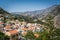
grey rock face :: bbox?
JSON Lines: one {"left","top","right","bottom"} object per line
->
{"left": 54, "top": 15, "right": 60, "bottom": 29}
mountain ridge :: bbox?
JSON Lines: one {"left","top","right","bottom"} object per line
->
{"left": 11, "top": 5, "right": 60, "bottom": 28}
{"left": 0, "top": 5, "right": 60, "bottom": 28}
{"left": 11, "top": 5, "right": 60, "bottom": 18}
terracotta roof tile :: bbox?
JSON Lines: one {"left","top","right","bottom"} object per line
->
{"left": 22, "top": 27, "right": 28, "bottom": 30}
{"left": 8, "top": 29, "right": 18, "bottom": 35}
{"left": 4, "top": 25, "right": 11, "bottom": 29}
{"left": 0, "top": 22, "right": 4, "bottom": 24}
{"left": 34, "top": 34, "right": 40, "bottom": 38}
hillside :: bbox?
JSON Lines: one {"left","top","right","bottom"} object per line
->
{"left": 12, "top": 5, "right": 60, "bottom": 19}
{"left": 0, "top": 7, "right": 16, "bottom": 22}
{"left": 0, "top": 5, "right": 60, "bottom": 28}
{"left": 0, "top": 7, "right": 11, "bottom": 16}
{"left": 11, "top": 5, "right": 60, "bottom": 28}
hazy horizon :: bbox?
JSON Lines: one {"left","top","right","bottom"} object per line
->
{"left": 0, "top": 0, "right": 60, "bottom": 12}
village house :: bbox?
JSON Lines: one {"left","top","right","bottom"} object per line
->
{"left": 0, "top": 14, "right": 4, "bottom": 32}
{"left": 5, "top": 29, "right": 19, "bottom": 40}
{"left": 0, "top": 14, "right": 44, "bottom": 40}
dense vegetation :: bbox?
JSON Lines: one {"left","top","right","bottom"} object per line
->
{"left": 0, "top": 32, "right": 10, "bottom": 40}
{"left": 24, "top": 16, "right": 60, "bottom": 40}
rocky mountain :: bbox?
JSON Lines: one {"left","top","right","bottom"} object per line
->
{"left": 0, "top": 7, "right": 15, "bottom": 21}
{"left": 11, "top": 5, "right": 60, "bottom": 28}
{"left": 0, "top": 5, "right": 60, "bottom": 28}
{"left": 0, "top": 7, "right": 11, "bottom": 16}
{"left": 54, "top": 15, "right": 60, "bottom": 29}
{"left": 11, "top": 5, "right": 60, "bottom": 19}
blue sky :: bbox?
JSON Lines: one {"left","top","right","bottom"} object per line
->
{"left": 0, "top": 0, "right": 60, "bottom": 12}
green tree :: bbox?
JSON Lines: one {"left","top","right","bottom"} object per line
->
{"left": 24, "top": 31, "right": 35, "bottom": 40}
{"left": 41, "top": 15, "right": 60, "bottom": 40}
{"left": 0, "top": 32, "right": 10, "bottom": 40}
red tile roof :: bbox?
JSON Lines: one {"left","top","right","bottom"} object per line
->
{"left": 0, "top": 22, "right": 4, "bottom": 24}
{"left": 4, "top": 25, "right": 11, "bottom": 29}
{"left": 8, "top": 29, "right": 18, "bottom": 35}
